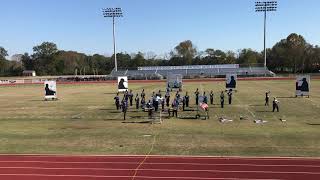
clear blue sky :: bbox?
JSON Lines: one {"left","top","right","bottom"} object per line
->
{"left": 1, "top": 0, "right": 320, "bottom": 58}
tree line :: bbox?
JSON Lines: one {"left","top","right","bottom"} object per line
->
{"left": 0, "top": 33, "right": 319, "bottom": 76}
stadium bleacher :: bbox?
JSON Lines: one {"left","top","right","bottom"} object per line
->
{"left": 111, "top": 64, "right": 275, "bottom": 78}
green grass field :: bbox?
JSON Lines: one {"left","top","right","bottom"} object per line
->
{"left": 0, "top": 80, "right": 320, "bottom": 157}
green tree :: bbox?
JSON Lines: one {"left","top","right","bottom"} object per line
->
{"left": 131, "top": 52, "right": 145, "bottom": 68}
{"left": 204, "top": 48, "right": 215, "bottom": 57}
{"left": 8, "top": 61, "right": 23, "bottom": 76}
{"left": 268, "top": 33, "right": 311, "bottom": 73}
{"left": 237, "top": 49, "right": 263, "bottom": 66}
{"left": 173, "top": 40, "right": 197, "bottom": 65}
{"left": 0, "top": 46, "right": 8, "bottom": 60}
{"left": 91, "top": 54, "right": 112, "bottom": 75}
{"left": 113, "top": 53, "right": 131, "bottom": 69}
{"left": 286, "top": 33, "right": 307, "bottom": 73}
{"left": 225, "top": 51, "right": 236, "bottom": 64}
{"left": 0, "top": 47, "right": 9, "bottom": 74}
{"left": 21, "top": 53, "right": 35, "bottom": 70}
{"left": 32, "top": 42, "right": 58, "bottom": 59}
{"left": 214, "top": 50, "right": 227, "bottom": 64}
{"left": 31, "top": 42, "right": 59, "bottom": 75}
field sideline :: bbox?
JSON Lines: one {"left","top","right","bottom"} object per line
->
{"left": 0, "top": 79, "right": 320, "bottom": 157}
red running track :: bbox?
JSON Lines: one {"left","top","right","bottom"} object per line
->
{"left": 2, "top": 76, "right": 320, "bottom": 86}
{"left": 0, "top": 155, "right": 319, "bottom": 180}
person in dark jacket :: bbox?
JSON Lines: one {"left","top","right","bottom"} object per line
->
{"left": 141, "top": 97, "right": 146, "bottom": 109}
{"left": 172, "top": 98, "right": 179, "bottom": 118}
{"left": 272, "top": 97, "right": 280, "bottom": 112}
{"left": 195, "top": 88, "right": 199, "bottom": 105}
{"left": 175, "top": 91, "right": 180, "bottom": 100}
{"left": 121, "top": 100, "right": 128, "bottom": 120}
{"left": 265, "top": 91, "right": 270, "bottom": 106}
{"left": 146, "top": 100, "right": 153, "bottom": 118}
{"left": 165, "top": 90, "right": 170, "bottom": 107}
{"left": 156, "top": 90, "right": 162, "bottom": 98}
{"left": 220, "top": 91, "right": 225, "bottom": 108}
{"left": 182, "top": 96, "right": 186, "bottom": 111}
{"left": 184, "top": 92, "right": 190, "bottom": 107}
{"left": 135, "top": 94, "right": 140, "bottom": 110}
{"left": 161, "top": 98, "right": 165, "bottom": 111}
{"left": 141, "top": 89, "right": 146, "bottom": 99}
{"left": 114, "top": 93, "right": 120, "bottom": 110}
{"left": 210, "top": 90, "right": 214, "bottom": 105}
{"left": 227, "top": 89, "right": 233, "bottom": 105}
{"left": 128, "top": 90, "right": 134, "bottom": 106}
{"left": 123, "top": 90, "right": 129, "bottom": 102}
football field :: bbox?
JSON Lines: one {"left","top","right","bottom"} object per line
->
{"left": 0, "top": 79, "right": 319, "bottom": 157}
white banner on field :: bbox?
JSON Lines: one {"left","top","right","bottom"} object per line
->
{"left": 44, "top": 81, "right": 57, "bottom": 99}
{"left": 226, "top": 74, "right": 237, "bottom": 89}
{"left": 118, "top": 76, "right": 128, "bottom": 92}
{"left": 167, "top": 74, "right": 183, "bottom": 89}
{"left": 296, "top": 75, "right": 310, "bottom": 96}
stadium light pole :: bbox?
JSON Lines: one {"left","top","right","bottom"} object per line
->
{"left": 103, "top": 8, "right": 123, "bottom": 72}
{"left": 255, "top": 1, "right": 277, "bottom": 70}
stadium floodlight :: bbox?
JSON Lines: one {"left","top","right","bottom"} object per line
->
{"left": 255, "top": 1, "right": 277, "bottom": 70}
{"left": 103, "top": 8, "right": 123, "bottom": 72}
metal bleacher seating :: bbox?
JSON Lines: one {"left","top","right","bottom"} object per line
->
{"left": 110, "top": 64, "right": 274, "bottom": 78}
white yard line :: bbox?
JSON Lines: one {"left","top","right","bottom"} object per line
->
{"left": 249, "top": 81, "right": 282, "bottom": 122}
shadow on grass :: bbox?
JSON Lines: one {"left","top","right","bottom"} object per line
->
{"left": 108, "top": 111, "right": 121, "bottom": 114}
{"left": 210, "top": 106, "right": 224, "bottom": 109}
{"left": 277, "top": 96, "right": 296, "bottom": 99}
{"left": 103, "top": 119, "right": 123, "bottom": 121}
{"left": 100, "top": 108, "right": 117, "bottom": 111}
{"left": 183, "top": 109, "right": 196, "bottom": 112}
{"left": 129, "top": 116, "right": 145, "bottom": 119}
{"left": 30, "top": 100, "right": 45, "bottom": 102}
{"left": 122, "top": 121, "right": 151, "bottom": 124}
{"left": 306, "top": 123, "right": 320, "bottom": 126}
{"left": 256, "top": 110, "right": 273, "bottom": 113}
{"left": 101, "top": 109, "right": 143, "bottom": 112}
{"left": 249, "top": 104, "right": 265, "bottom": 107}
{"left": 179, "top": 116, "right": 198, "bottom": 120}
{"left": 49, "top": 126, "right": 92, "bottom": 130}
{"left": 104, "top": 93, "right": 116, "bottom": 95}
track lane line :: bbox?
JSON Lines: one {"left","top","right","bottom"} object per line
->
{"left": 1, "top": 154, "right": 320, "bottom": 160}
{"left": 0, "top": 174, "right": 280, "bottom": 180}
{"left": 0, "top": 167, "right": 319, "bottom": 174}
{"left": 1, "top": 161, "right": 320, "bottom": 168}
{"left": 1, "top": 158, "right": 320, "bottom": 163}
